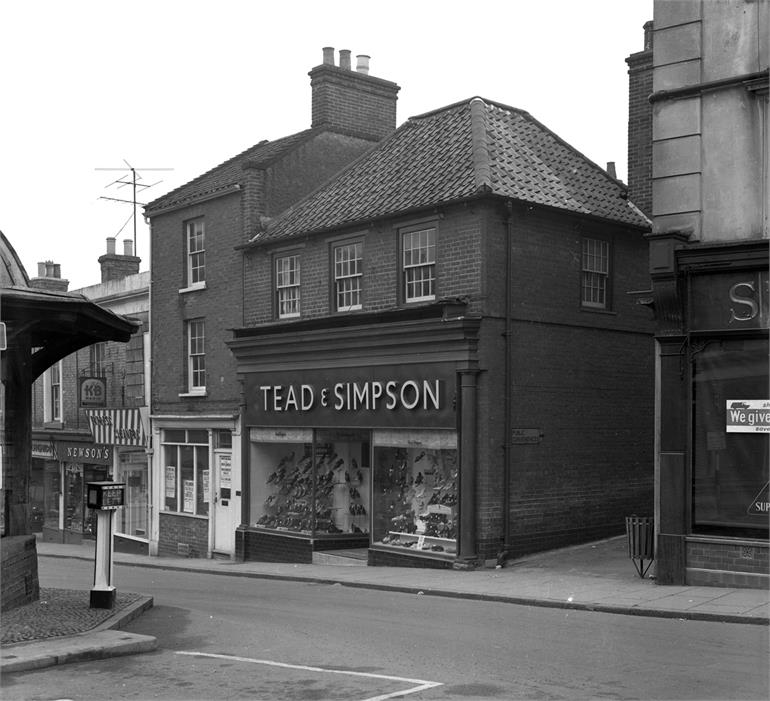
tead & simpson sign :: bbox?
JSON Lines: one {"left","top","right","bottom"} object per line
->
{"left": 245, "top": 365, "right": 456, "bottom": 429}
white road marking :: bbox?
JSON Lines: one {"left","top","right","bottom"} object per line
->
{"left": 175, "top": 651, "right": 442, "bottom": 700}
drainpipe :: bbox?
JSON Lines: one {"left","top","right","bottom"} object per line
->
{"left": 503, "top": 200, "right": 514, "bottom": 550}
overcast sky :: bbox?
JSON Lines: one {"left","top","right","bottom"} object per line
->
{"left": 2, "top": 0, "right": 651, "bottom": 291}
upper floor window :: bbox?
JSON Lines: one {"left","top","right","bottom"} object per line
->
{"left": 403, "top": 227, "right": 436, "bottom": 303}
{"left": 90, "top": 342, "right": 107, "bottom": 377}
{"left": 187, "top": 319, "right": 206, "bottom": 392}
{"left": 44, "top": 361, "right": 62, "bottom": 422}
{"left": 186, "top": 219, "right": 205, "bottom": 286}
{"left": 276, "top": 254, "right": 301, "bottom": 318}
{"left": 581, "top": 237, "right": 611, "bottom": 309}
{"left": 334, "top": 241, "right": 363, "bottom": 311}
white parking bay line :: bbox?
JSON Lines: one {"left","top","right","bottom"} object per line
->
{"left": 175, "top": 651, "right": 442, "bottom": 700}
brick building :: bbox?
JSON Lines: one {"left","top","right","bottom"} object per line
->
{"left": 227, "top": 96, "right": 655, "bottom": 567}
{"left": 144, "top": 49, "right": 400, "bottom": 558}
{"left": 627, "top": 1, "right": 769, "bottom": 588}
{"left": 30, "top": 239, "right": 149, "bottom": 551}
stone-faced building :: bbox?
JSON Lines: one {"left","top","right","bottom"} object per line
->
{"left": 144, "top": 49, "right": 400, "bottom": 558}
{"left": 227, "top": 96, "right": 655, "bottom": 568}
{"left": 628, "top": 1, "right": 769, "bottom": 588}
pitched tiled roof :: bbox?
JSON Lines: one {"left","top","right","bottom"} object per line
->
{"left": 253, "top": 98, "right": 649, "bottom": 244}
{"left": 145, "top": 129, "right": 318, "bottom": 214}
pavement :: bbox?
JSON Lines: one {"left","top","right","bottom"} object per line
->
{"left": 1, "top": 535, "right": 768, "bottom": 675}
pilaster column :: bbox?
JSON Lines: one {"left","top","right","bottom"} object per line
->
{"left": 455, "top": 369, "right": 479, "bottom": 568}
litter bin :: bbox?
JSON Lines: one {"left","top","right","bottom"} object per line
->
{"left": 625, "top": 515, "right": 654, "bottom": 578}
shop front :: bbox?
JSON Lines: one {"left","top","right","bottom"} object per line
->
{"left": 653, "top": 239, "right": 769, "bottom": 587}
{"left": 150, "top": 416, "right": 238, "bottom": 559}
{"left": 32, "top": 435, "right": 112, "bottom": 544}
{"left": 86, "top": 408, "right": 150, "bottom": 555}
{"left": 229, "top": 306, "right": 481, "bottom": 568}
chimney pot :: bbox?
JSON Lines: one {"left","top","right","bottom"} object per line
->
{"left": 106, "top": 237, "right": 116, "bottom": 255}
{"left": 322, "top": 46, "right": 335, "bottom": 65}
{"left": 606, "top": 161, "right": 617, "bottom": 179}
{"left": 356, "top": 54, "right": 370, "bottom": 75}
{"left": 339, "top": 49, "right": 351, "bottom": 70}
{"left": 123, "top": 239, "right": 133, "bottom": 256}
{"left": 37, "top": 262, "right": 46, "bottom": 277}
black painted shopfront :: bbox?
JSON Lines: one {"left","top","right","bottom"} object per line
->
{"left": 228, "top": 303, "right": 481, "bottom": 568}
{"left": 651, "top": 237, "right": 769, "bottom": 587}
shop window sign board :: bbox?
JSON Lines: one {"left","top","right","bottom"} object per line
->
{"left": 726, "top": 400, "right": 770, "bottom": 433}
{"left": 511, "top": 428, "right": 543, "bottom": 444}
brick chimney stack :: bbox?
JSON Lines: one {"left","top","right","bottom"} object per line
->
{"left": 309, "top": 46, "right": 400, "bottom": 141}
{"left": 29, "top": 260, "right": 69, "bottom": 292}
{"left": 98, "top": 237, "right": 140, "bottom": 282}
{"left": 626, "top": 20, "right": 654, "bottom": 217}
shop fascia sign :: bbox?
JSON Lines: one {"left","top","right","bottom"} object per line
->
{"left": 690, "top": 271, "right": 769, "bottom": 331}
{"left": 726, "top": 400, "right": 770, "bottom": 433}
{"left": 245, "top": 364, "right": 457, "bottom": 429}
{"left": 53, "top": 441, "right": 113, "bottom": 465}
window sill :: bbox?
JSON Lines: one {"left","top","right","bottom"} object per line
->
{"left": 580, "top": 306, "right": 617, "bottom": 316}
{"left": 160, "top": 511, "right": 209, "bottom": 520}
{"left": 179, "top": 282, "right": 206, "bottom": 294}
{"left": 179, "top": 390, "right": 207, "bottom": 398}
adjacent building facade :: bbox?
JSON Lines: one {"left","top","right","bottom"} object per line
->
{"left": 145, "top": 48, "right": 400, "bottom": 558}
{"left": 30, "top": 239, "right": 149, "bottom": 553}
{"left": 629, "top": 1, "right": 768, "bottom": 587}
{"left": 227, "top": 97, "right": 655, "bottom": 567}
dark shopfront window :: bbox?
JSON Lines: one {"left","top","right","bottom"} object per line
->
{"left": 692, "top": 337, "right": 769, "bottom": 537}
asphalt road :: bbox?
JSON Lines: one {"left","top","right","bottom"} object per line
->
{"left": 2, "top": 558, "right": 768, "bottom": 701}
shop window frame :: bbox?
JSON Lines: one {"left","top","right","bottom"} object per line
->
{"left": 161, "top": 428, "right": 211, "bottom": 518}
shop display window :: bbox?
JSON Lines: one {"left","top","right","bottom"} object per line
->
{"left": 692, "top": 337, "right": 769, "bottom": 536}
{"left": 115, "top": 451, "right": 148, "bottom": 538}
{"left": 43, "top": 461, "right": 60, "bottom": 531}
{"left": 162, "top": 429, "right": 210, "bottom": 517}
{"left": 372, "top": 430, "right": 458, "bottom": 555}
{"left": 63, "top": 464, "right": 84, "bottom": 534}
{"left": 249, "top": 428, "right": 370, "bottom": 535}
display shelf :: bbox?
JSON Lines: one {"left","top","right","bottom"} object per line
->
{"left": 379, "top": 530, "right": 456, "bottom": 554}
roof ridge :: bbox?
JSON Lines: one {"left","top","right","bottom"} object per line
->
{"left": 470, "top": 98, "right": 492, "bottom": 192}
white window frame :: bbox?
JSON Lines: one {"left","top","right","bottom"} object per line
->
{"left": 276, "top": 254, "right": 301, "bottom": 318}
{"left": 90, "top": 342, "right": 107, "bottom": 377}
{"left": 186, "top": 219, "right": 205, "bottom": 287}
{"left": 581, "top": 237, "right": 610, "bottom": 309}
{"left": 334, "top": 241, "right": 363, "bottom": 312}
{"left": 187, "top": 319, "right": 206, "bottom": 393}
{"left": 161, "top": 429, "right": 210, "bottom": 517}
{"left": 44, "top": 361, "right": 63, "bottom": 423}
{"left": 402, "top": 227, "right": 436, "bottom": 303}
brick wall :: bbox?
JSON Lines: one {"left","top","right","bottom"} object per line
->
{"left": 626, "top": 21, "right": 653, "bottom": 217}
{"left": 686, "top": 539, "right": 769, "bottom": 588}
{"left": 1, "top": 535, "right": 39, "bottom": 611}
{"left": 157, "top": 513, "right": 209, "bottom": 558}
{"left": 241, "top": 200, "right": 653, "bottom": 563}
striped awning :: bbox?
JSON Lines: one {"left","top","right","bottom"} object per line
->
{"left": 86, "top": 408, "right": 147, "bottom": 447}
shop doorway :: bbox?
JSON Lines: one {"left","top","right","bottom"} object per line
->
{"left": 213, "top": 451, "right": 234, "bottom": 554}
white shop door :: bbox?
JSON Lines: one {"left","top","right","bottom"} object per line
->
{"left": 213, "top": 452, "right": 234, "bottom": 554}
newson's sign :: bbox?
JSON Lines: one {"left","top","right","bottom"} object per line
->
{"left": 244, "top": 365, "right": 457, "bottom": 429}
